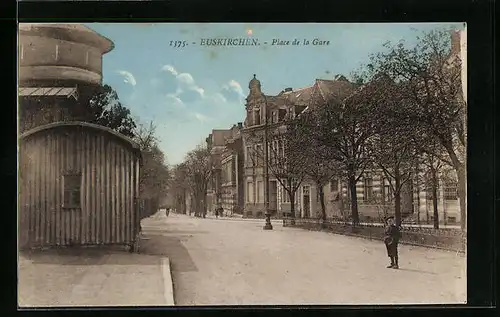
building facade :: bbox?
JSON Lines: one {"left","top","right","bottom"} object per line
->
{"left": 219, "top": 123, "right": 245, "bottom": 215}
{"left": 206, "top": 129, "right": 232, "bottom": 214}
{"left": 240, "top": 74, "right": 454, "bottom": 223}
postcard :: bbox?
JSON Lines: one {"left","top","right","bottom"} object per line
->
{"left": 18, "top": 22, "right": 467, "bottom": 307}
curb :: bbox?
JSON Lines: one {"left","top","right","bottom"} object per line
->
{"left": 161, "top": 257, "right": 175, "bottom": 306}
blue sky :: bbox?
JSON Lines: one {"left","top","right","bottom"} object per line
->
{"left": 87, "top": 22, "right": 464, "bottom": 165}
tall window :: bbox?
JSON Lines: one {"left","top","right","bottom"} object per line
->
{"left": 383, "top": 184, "right": 393, "bottom": 203}
{"left": 282, "top": 180, "right": 297, "bottom": 203}
{"left": 444, "top": 180, "right": 458, "bottom": 200}
{"left": 364, "top": 177, "right": 373, "bottom": 202}
{"left": 255, "top": 144, "right": 263, "bottom": 165}
{"left": 63, "top": 173, "right": 81, "bottom": 208}
{"left": 246, "top": 182, "right": 254, "bottom": 203}
{"left": 246, "top": 146, "right": 252, "bottom": 166}
{"left": 257, "top": 181, "right": 263, "bottom": 203}
{"left": 254, "top": 109, "right": 261, "bottom": 125}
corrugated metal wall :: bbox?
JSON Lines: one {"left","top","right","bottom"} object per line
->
{"left": 18, "top": 126, "right": 140, "bottom": 249}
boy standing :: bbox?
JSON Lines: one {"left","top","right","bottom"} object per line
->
{"left": 384, "top": 216, "right": 401, "bottom": 269}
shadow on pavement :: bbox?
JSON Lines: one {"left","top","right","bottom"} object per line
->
{"left": 143, "top": 229, "right": 210, "bottom": 235}
{"left": 19, "top": 248, "right": 162, "bottom": 266}
{"left": 396, "top": 268, "right": 438, "bottom": 275}
{"left": 139, "top": 235, "right": 198, "bottom": 273}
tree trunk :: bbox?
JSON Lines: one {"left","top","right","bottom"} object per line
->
{"left": 394, "top": 170, "right": 402, "bottom": 226}
{"left": 456, "top": 166, "right": 466, "bottom": 231}
{"left": 431, "top": 170, "right": 440, "bottom": 229}
{"left": 288, "top": 190, "right": 296, "bottom": 225}
{"left": 432, "top": 185, "right": 439, "bottom": 229}
{"left": 317, "top": 182, "right": 327, "bottom": 226}
{"left": 348, "top": 173, "right": 360, "bottom": 225}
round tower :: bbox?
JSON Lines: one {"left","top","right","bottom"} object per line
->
{"left": 18, "top": 24, "right": 114, "bottom": 132}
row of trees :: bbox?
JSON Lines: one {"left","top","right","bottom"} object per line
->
{"left": 249, "top": 29, "right": 466, "bottom": 230}
{"left": 87, "top": 84, "right": 171, "bottom": 212}
{"left": 169, "top": 145, "right": 212, "bottom": 217}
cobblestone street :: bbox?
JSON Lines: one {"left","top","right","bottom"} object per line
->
{"left": 139, "top": 213, "right": 466, "bottom": 305}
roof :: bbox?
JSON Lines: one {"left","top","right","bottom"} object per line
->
{"left": 19, "top": 23, "right": 114, "bottom": 54}
{"left": 19, "top": 121, "right": 141, "bottom": 157}
{"left": 315, "top": 79, "right": 359, "bottom": 104}
{"left": 283, "top": 86, "right": 314, "bottom": 105}
{"left": 18, "top": 87, "right": 79, "bottom": 100}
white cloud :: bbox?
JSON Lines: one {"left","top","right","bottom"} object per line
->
{"left": 117, "top": 70, "right": 137, "bottom": 86}
{"left": 162, "top": 64, "right": 178, "bottom": 76}
{"left": 165, "top": 93, "right": 185, "bottom": 108}
{"left": 212, "top": 92, "right": 228, "bottom": 104}
{"left": 162, "top": 65, "right": 205, "bottom": 98}
{"left": 223, "top": 79, "right": 245, "bottom": 97}
{"left": 228, "top": 80, "right": 244, "bottom": 96}
{"left": 193, "top": 112, "right": 210, "bottom": 122}
{"left": 177, "top": 73, "right": 195, "bottom": 85}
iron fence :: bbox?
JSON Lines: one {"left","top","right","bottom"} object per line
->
{"left": 283, "top": 217, "right": 466, "bottom": 253}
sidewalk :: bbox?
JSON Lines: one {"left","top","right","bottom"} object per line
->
{"left": 18, "top": 218, "right": 175, "bottom": 307}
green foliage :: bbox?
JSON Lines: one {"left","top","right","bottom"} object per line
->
{"left": 88, "top": 84, "right": 137, "bottom": 138}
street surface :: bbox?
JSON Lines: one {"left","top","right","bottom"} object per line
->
{"left": 140, "top": 213, "right": 466, "bottom": 305}
{"left": 18, "top": 239, "right": 174, "bottom": 307}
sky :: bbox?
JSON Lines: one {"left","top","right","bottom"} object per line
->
{"left": 87, "top": 22, "right": 464, "bottom": 165}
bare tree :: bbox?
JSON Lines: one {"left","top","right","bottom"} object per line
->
{"left": 370, "top": 81, "right": 420, "bottom": 226}
{"left": 248, "top": 122, "right": 308, "bottom": 223}
{"left": 170, "top": 163, "right": 190, "bottom": 214}
{"left": 134, "top": 121, "right": 170, "bottom": 212}
{"left": 311, "top": 78, "right": 382, "bottom": 225}
{"left": 184, "top": 144, "right": 212, "bottom": 218}
{"left": 293, "top": 111, "right": 342, "bottom": 225}
{"left": 370, "top": 29, "right": 466, "bottom": 230}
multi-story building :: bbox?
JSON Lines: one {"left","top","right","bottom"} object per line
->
{"left": 219, "top": 123, "right": 245, "bottom": 215}
{"left": 206, "top": 129, "right": 232, "bottom": 213}
{"left": 241, "top": 74, "right": 357, "bottom": 218}
{"left": 237, "top": 31, "right": 464, "bottom": 224}
{"left": 241, "top": 74, "right": 422, "bottom": 222}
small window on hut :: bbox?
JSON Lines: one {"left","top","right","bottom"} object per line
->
{"left": 63, "top": 173, "right": 82, "bottom": 208}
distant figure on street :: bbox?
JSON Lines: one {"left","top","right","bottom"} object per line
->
{"left": 166, "top": 207, "right": 170, "bottom": 217}
{"left": 384, "top": 216, "right": 401, "bottom": 269}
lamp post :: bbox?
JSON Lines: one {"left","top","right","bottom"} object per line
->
{"left": 263, "top": 94, "right": 273, "bottom": 230}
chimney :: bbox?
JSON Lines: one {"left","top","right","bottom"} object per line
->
{"left": 237, "top": 122, "right": 243, "bottom": 129}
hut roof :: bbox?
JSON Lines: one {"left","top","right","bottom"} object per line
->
{"left": 19, "top": 121, "right": 142, "bottom": 159}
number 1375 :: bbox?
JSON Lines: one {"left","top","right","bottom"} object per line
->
{"left": 170, "top": 41, "right": 187, "bottom": 48}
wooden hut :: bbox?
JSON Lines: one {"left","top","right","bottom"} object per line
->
{"left": 18, "top": 121, "right": 142, "bottom": 250}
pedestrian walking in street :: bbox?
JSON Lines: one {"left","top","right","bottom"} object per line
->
{"left": 166, "top": 207, "right": 170, "bottom": 217}
{"left": 384, "top": 216, "right": 401, "bottom": 269}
